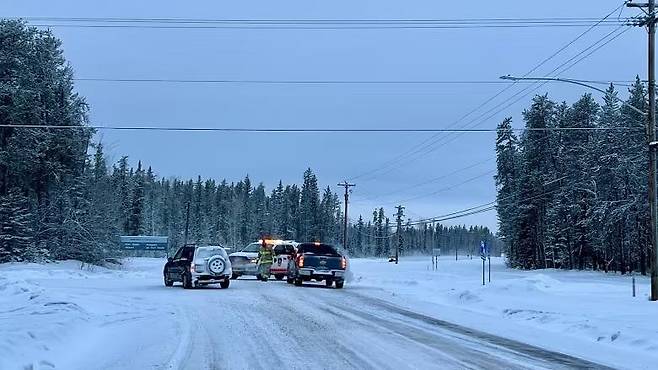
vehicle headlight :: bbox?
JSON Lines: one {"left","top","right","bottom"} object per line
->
{"left": 250, "top": 258, "right": 258, "bottom": 263}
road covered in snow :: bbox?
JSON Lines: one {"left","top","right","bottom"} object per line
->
{"left": 1, "top": 257, "right": 655, "bottom": 369}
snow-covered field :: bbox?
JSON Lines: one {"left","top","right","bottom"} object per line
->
{"left": 350, "top": 256, "right": 658, "bottom": 369}
{"left": 1, "top": 256, "right": 656, "bottom": 369}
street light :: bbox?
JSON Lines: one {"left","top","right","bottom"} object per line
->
{"left": 500, "top": 74, "right": 657, "bottom": 300}
{"left": 499, "top": 75, "right": 646, "bottom": 116}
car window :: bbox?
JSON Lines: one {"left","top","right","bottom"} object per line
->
{"left": 173, "top": 247, "right": 184, "bottom": 259}
{"left": 299, "top": 244, "right": 339, "bottom": 256}
{"left": 182, "top": 247, "right": 195, "bottom": 260}
{"left": 195, "top": 247, "right": 227, "bottom": 259}
{"left": 274, "top": 244, "right": 294, "bottom": 255}
{"left": 241, "top": 243, "right": 261, "bottom": 253}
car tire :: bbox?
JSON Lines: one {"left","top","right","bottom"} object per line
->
{"left": 294, "top": 278, "right": 303, "bottom": 286}
{"left": 182, "top": 273, "right": 193, "bottom": 289}
{"left": 220, "top": 280, "right": 230, "bottom": 289}
{"left": 286, "top": 277, "right": 294, "bottom": 284}
{"left": 325, "top": 280, "right": 333, "bottom": 288}
{"left": 164, "top": 275, "right": 174, "bottom": 287}
{"left": 231, "top": 273, "right": 240, "bottom": 280}
{"left": 335, "top": 281, "right": 344, "bottom": 289}
{"left": 275, "top": 274, "right": 284, "bottom": 281}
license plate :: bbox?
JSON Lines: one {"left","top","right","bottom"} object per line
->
{"left": 315, "top": 270, "right": 332, "bottom": 275}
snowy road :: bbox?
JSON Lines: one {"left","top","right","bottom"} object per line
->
{"left": 2, "top": 258, "right": 614, "bottom": 370}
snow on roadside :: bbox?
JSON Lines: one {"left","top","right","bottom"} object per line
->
{"left": 349, "top": 256, "right": 658, "bottom": 369}
{"left": 0, "top": 258, "right": 176, "bottom": 370}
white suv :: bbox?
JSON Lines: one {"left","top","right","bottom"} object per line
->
{"left": 164, "top": 245, "right": 233, "bottom": 289}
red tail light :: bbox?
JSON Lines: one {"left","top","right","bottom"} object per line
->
{"left": 298, "top": 255, "right": 304, "bottom": 268}
{"left": 341, "top": 257, "right": 347, "bottom": 269}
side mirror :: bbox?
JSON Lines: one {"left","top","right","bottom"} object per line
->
{"left": 167, "top": 257, "right": 173, "bottom": 263}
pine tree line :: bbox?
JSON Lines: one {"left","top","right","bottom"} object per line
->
{"left": 496, "top": 80, "right": 651, "bottom": 274}
{"left": 348, "top": 211, "right": 500, "bottom": 258}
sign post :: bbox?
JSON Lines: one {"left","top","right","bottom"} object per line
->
{"left": 487, "top": 242, "right": 491, "bottom": 283}
{"left": 432, "top": 248, "right": 441, "bottom": 271}
{"left": 480, "top": 241, "right": 486, "bottom": 286}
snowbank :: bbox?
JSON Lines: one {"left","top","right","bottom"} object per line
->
{"left": 0, "top": 258, "right": 178, "bottom": 370}
{"left": 349, "top": 256, "right": 658, "bottom": 369}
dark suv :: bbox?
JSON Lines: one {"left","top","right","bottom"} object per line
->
{"left": 164, "top": 245, "right": 232, "bottom": 289}
{"left": 287, "top": 242, "right": 347, "bottom": 288}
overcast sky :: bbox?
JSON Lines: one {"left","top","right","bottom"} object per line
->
{"left": 1, "top": 1, "right": 645, "bottom": 230}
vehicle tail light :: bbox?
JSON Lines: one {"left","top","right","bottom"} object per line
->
{"left": 341, "top": 257, "right": 347, "bottom": 269}
{"left": 298, "top": 255, "right": 304, "bottom": 268}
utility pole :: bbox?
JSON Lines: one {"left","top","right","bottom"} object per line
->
{"left": 628, "top": 0, "right": 658, "bottom": 301}
{"left": 183, "top": 201, "right": 191, "bottom": 245}
{"left": 337, "top": 181, "right": 356, "bottom": 249}
{"left": 394, "top": 205, "right": 405, "bottom": 264}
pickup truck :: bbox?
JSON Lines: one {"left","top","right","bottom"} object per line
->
{"left": 287, "top": 242, "right": 347, "bottom": 289}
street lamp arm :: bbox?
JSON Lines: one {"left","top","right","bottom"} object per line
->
{"left": 499, "top": 75, "right": 647, "bottom": 116}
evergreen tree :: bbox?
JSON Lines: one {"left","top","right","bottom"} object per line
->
{"left": 495, "top": 117, "right": 520, "bottom": 266}
{"left": 299, "top": 168, "right": 321, "bottom": 241}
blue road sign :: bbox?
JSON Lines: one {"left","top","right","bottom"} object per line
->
{"left": 480, "top": 240, "right": 486, "bottom": 255}
{"left": 120, "top": 236, "right": 168, "bottom": 250}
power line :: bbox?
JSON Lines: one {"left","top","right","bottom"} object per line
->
{"left": 346, "top": 3, "right": 628, "bottom": 182}
{"left": 357, "top": 24, "right": 630, "bottom": 184}
{"left": 15, "top": 16, "right": 631, "bottom": 23}
{"left": 26, "top": 24, "right": 630, "bottom": 30}
{"left": 14, "top": 16, "right": 631, "bottom": 30}
{"left": 59, "top": 78, "right": 635, "bottom": 86}
{"left": 0, "top": 124, "right": 642, "bottom": 132}
{"left": 401, "top": 176, "right": 568, "bottom": 227}
{"left": 352, "top": 157, "right": 494, "bottom": 204}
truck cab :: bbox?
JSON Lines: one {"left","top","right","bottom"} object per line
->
{"left": 287, "top": 242, "right": 347, "bottom": 288}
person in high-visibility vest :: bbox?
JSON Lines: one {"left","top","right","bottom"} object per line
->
{"left": 257, "top": 239, "right": 274, "bottom": 281}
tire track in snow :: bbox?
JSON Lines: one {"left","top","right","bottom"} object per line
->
{"left": 164, "top": 306, "right": 193, "bottom": 370}
{"left": 341, "top": 292, "right": 614, "bottom": 370}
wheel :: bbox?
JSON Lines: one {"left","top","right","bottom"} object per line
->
{"left": 335, "top": 281, "right": 344, "bottom": 289}
{"left": 325, "top": 280, "right": 333, "bottom": 288}
{"left": 231, "top": 273, "right": 240, "bottom": 280}
{"left": 164, "top": 276, "right": 173, "bottom": 287}
{"left": 220, "top": 280, "right": 230, "bottom": 289}
{"left": 207, "top": 256, "right": 226, "bottom": 275}
{"left": 286, "top": 277, "right": 294, "bottom": 284}
{"left": 294, "top": 278, "right": 303, "bottom": 286}
{"left": 182, "top": 273, "right": 193, "bottom": 289}
{"left": 275, "top": 274, "right": 284, "bottom": 281}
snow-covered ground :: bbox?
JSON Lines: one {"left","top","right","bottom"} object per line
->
{"left": 350, "top": 256, "right": 658, "bottom": 369}
{"left": 1, "top": 256, "right": 656, "bottom": 369}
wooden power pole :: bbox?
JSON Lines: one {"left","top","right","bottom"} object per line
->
{"left": 337, "top": 181, "right": 356, "bottom": 249}
{"left": 394, "top": 205, "right": 405, "bottom": 264}
{"left": 628, "top": 0, "right": 658, "bottom": 301}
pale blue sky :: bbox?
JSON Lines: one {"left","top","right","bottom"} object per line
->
{"left": 1, "top": 1, "right": 644, "bottom": 230}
